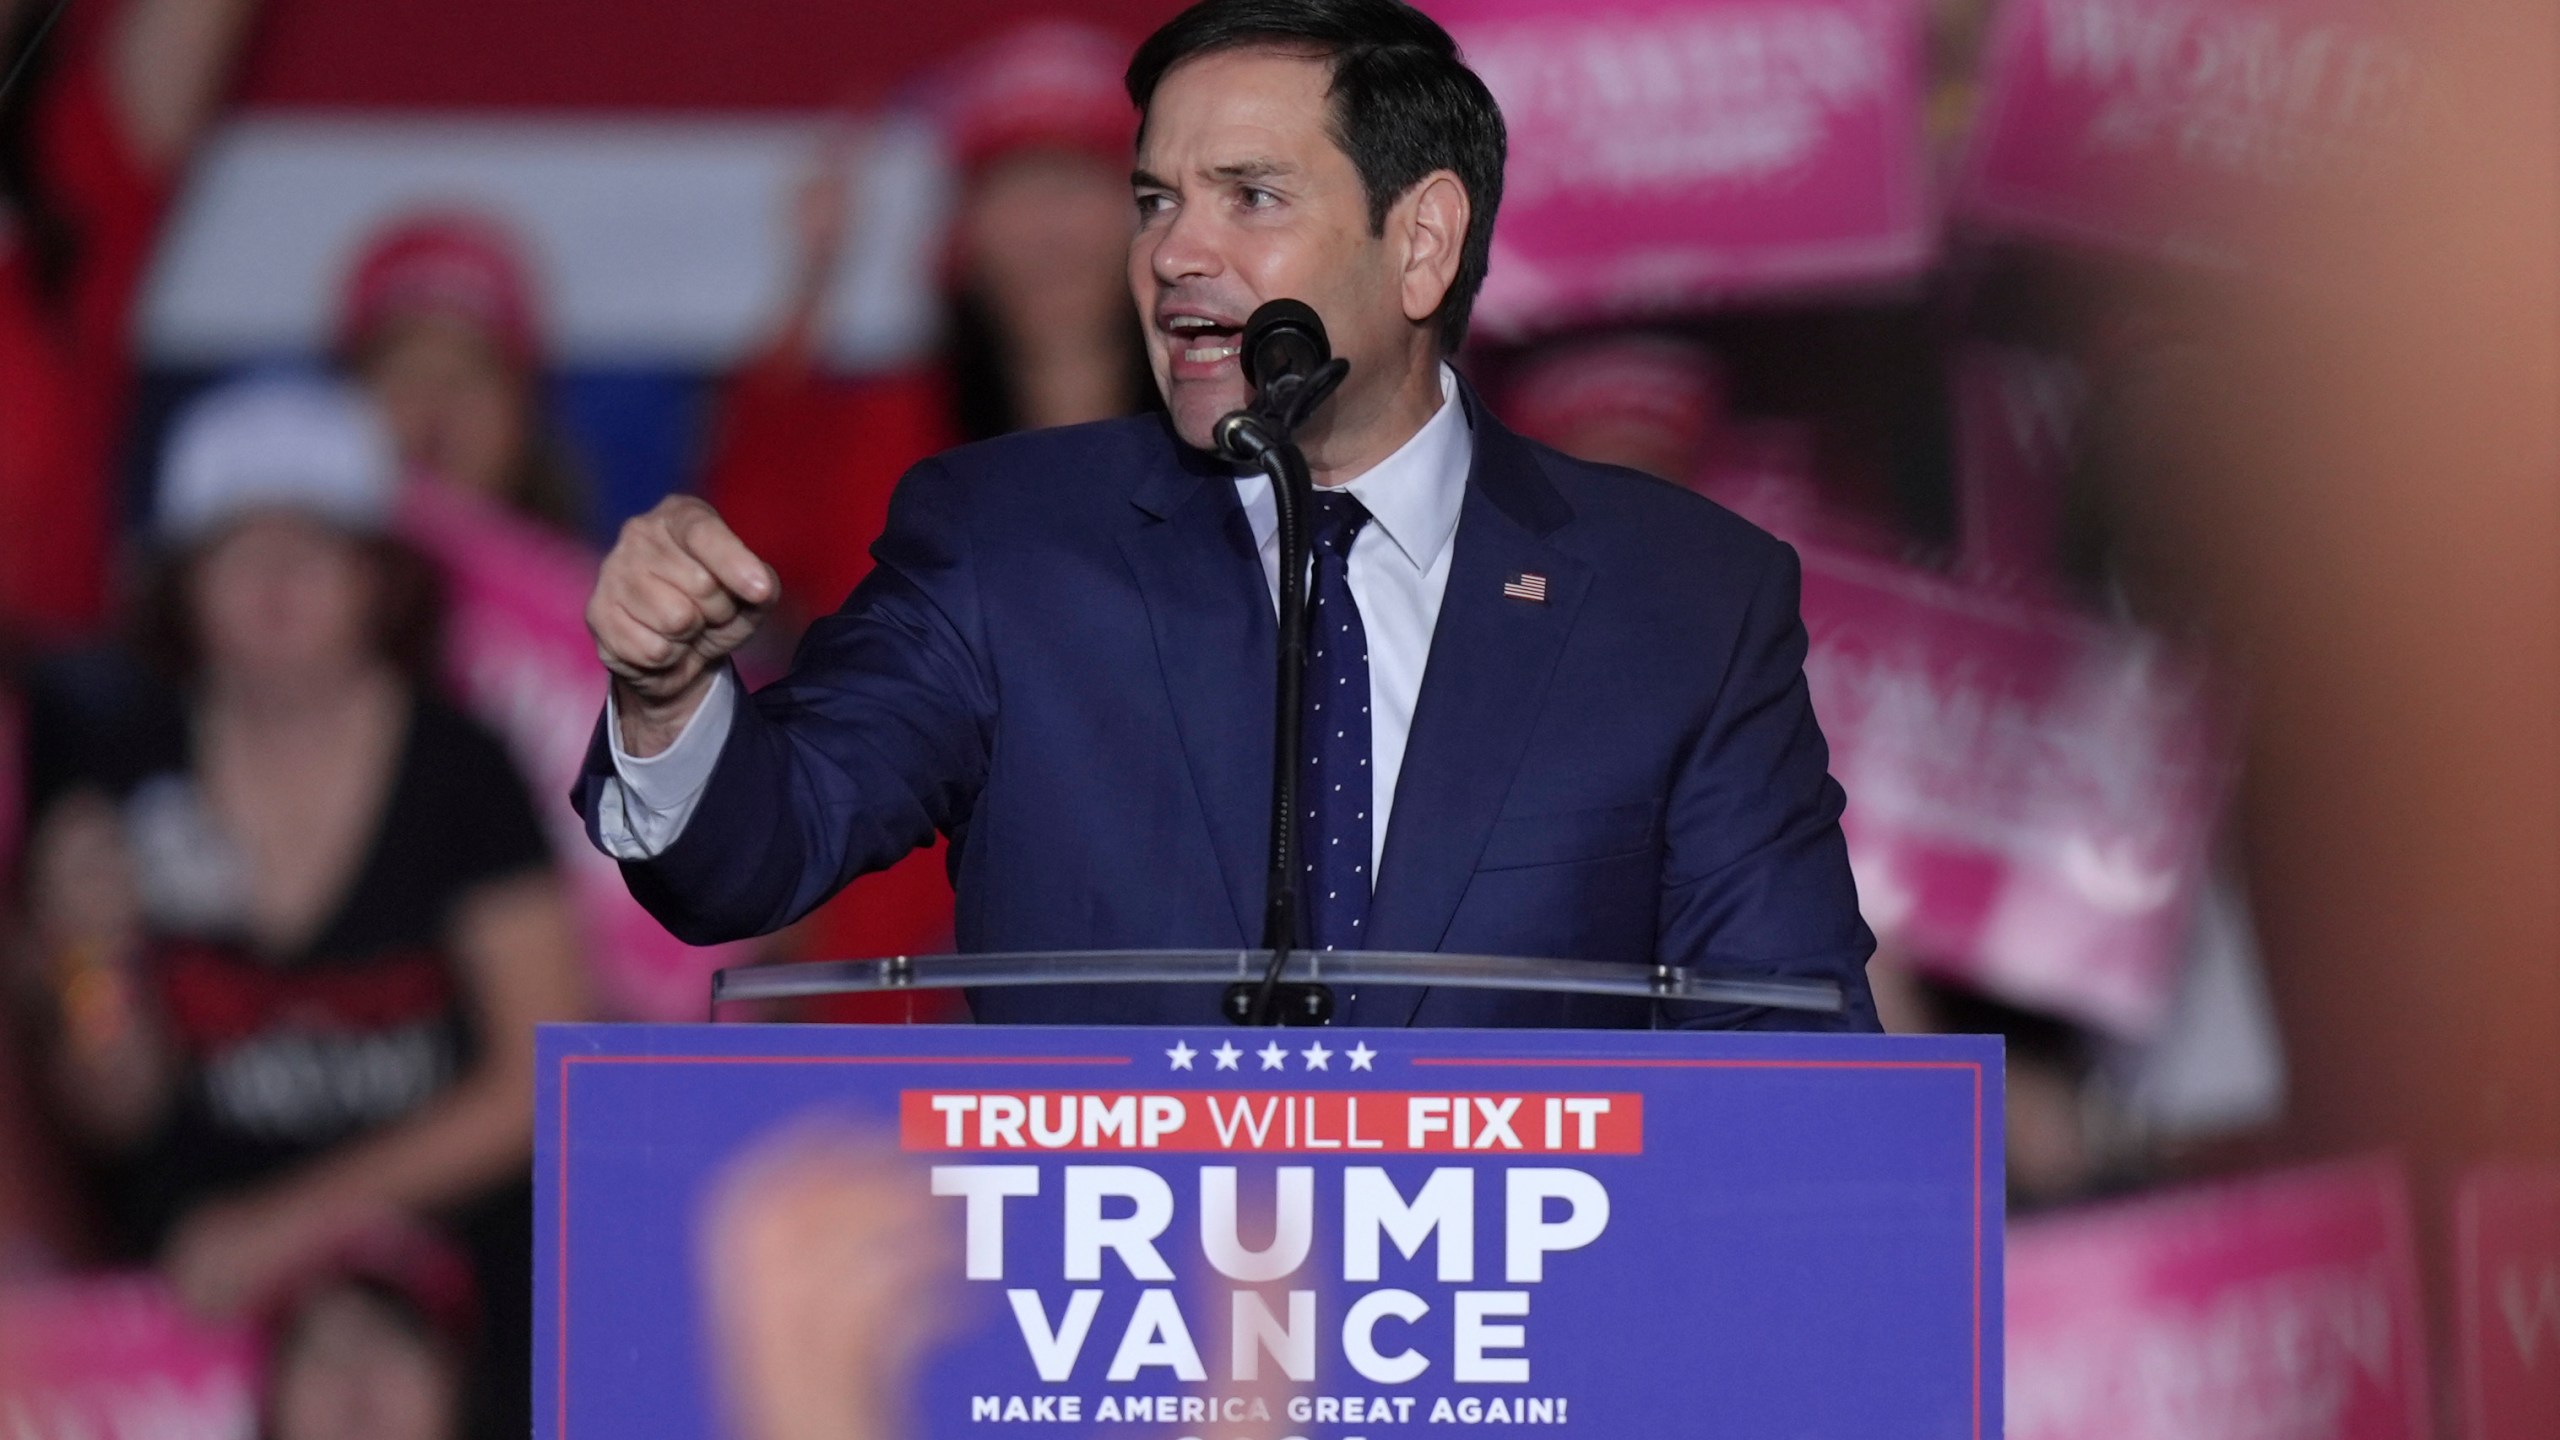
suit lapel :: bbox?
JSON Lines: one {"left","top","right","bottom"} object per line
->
{"left": 1118, "top": 444, "right": 1275, "bottom": 947}
{"left": 1357, "top": 406, "right": 1590, "bottom": 1023}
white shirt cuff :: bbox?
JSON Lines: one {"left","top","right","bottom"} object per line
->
{"left": 593, "top": 667, "right": 737, "bottom": 860}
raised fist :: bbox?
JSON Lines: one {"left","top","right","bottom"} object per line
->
{"left": 586, "top": 495, "right": 778, "bottom": 753}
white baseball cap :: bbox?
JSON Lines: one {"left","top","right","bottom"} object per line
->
{"left": 155, "top": 373, "right": 399, "bottom": 545}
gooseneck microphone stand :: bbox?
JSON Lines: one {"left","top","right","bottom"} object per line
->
{"left": 1210, "top": 301, "right": 1350, "bottom": 1026}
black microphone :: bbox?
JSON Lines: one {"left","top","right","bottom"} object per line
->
{"left": 1214, "top": 299, "right": 1350, "bottom": 464}
{"left": 1239, "top": 298, "right": 1329, "bottom": 391}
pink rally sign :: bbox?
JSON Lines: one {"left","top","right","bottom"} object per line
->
{"left": 2008, "top": 1159, "right": 2434, "bottom": 1440}
{"left": 1959, "top": 0, "right": 2428, "bottom": 268}
{"left": 1437, "top": 0, "right": 1933, "bottom": 336}
{"left": 2457, "top": 1164, "right": 2560, "bottom": 1440}
{"left": 1793, "top": 541, "right": 2230, "bottom": 1037}
{"left": 0, "top": 1274, "right": 259, "bottom": 1438}
{"left": 1952, "top": 344, "right": 2085, "bottom": 598}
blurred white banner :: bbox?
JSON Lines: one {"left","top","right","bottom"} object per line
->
{"left": 140, "top": 113, "right": 953, "bottom": 370}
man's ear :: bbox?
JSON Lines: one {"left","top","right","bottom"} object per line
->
{"left": 1396, "top": 171, "right": 1470, "bottom": 329}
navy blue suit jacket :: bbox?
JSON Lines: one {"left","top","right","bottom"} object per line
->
{"left": 578, "top": 386, "right": 1879, "bottom": 1030}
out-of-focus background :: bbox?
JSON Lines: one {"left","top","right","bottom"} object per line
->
{"left": 0, "top": 1, "right": 2549, "bottom": 1437}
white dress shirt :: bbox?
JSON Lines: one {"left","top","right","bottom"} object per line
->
{"left": 594, "top": 365, "right": 1474, "bottom": 885}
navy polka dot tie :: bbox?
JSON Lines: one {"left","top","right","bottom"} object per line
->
{"left": 1302, "top": 490, "right": 1373, "bottom": 953}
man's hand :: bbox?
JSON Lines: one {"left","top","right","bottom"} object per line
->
{"left": 587, "top": 496, "right": 779, "bottom": 756}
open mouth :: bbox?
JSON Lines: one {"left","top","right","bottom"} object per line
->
{"left": 1163, "top": 313, "right": 1243, "bottom": 366}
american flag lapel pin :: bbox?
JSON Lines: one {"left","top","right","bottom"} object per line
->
{"left": 1501, "top": 571, "right": 1549, "bottom": 603}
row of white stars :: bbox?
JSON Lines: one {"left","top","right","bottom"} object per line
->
{"left": 1166, "top": 1040, "right": 1376, "bottom": 1072}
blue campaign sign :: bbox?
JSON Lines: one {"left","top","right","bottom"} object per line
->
{"left": 536, "top": 1025, "right": 2001, "bottom": 1440}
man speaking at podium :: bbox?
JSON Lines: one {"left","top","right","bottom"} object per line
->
{"left": 574, "top": 0, "right": 1880, "bottom": 1033}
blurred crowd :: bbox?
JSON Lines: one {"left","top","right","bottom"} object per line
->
{"left": 0, "top": 1, "right": 2550, "bottom": 1438}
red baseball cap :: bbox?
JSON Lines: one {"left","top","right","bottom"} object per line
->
{"left": 337, "top": 209, "right": 544, "bottom": 372}
{"left": 930, "top": 20, "right": 1135, "bottom": 176}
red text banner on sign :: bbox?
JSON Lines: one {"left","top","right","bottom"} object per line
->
{"left": 899, "top": 1091, "right": 1645, "bottom": 1155}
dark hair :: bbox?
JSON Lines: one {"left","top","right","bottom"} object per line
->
{"left": 499, "top": 423, "right": 593, "bottom": 537}
{"left": 133, "top": 531, "right": 445, "bottom": 691}
{"left": 1126, "top": 0, "right": 1506, "bottom": 352}
{"left": 945, "top": 286, "right": 1160, "bottom": 442}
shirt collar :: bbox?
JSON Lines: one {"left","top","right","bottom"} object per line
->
{"left": 1237, "top": 364, "right": 1473, "bottom": 572}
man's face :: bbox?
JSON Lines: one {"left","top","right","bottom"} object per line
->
{"left": 1130, "top": 49, "right": 1418, "bottom": 452}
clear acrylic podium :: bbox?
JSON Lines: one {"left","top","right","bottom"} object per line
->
{"left": 710, "top": 948, "right": 1846, "bottom": 1021}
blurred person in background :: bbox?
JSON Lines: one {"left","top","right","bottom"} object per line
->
{"left": 2053, "top": 0, "right": 2557, "bottom": 1278}
{"left": 338, "top": 209, "right": 589, "bottom": 538}
{"left": 0, "top": 0, "right": 266, "bottom": 1259}
{"left": 699, "top": 19, "right": 1154, "bottom": 975}
{"left": 0, "top": 0, "right": 264, "bottom": 646}
{"left": 0, "top": 1018, "right": 82, "bottom": 1274}
{"left": 1493, "top": 325, "right": 1911, "bottom": 560}
{"left": 710, "top": 19, "right": 1152, "bottom": 622}
{"left": 331, "top": 208, "right": 753, "bottom": 1023}
{"left": 262, "top": 1222, "right": 478, "bottom": 1440}
{"left": 1494, "top": 330, "right": 1726, "bottom": 487}
{"left": 14, "top": 376, "right": 585, "bottom": 1437}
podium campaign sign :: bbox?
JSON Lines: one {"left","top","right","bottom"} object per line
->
{"left": 537, "top": 1024, "right": 2000, "bottom": 1439}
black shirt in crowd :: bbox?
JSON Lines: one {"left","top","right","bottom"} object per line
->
{"left": 112, "top": 695, "right": 551, "bottom": 1242}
